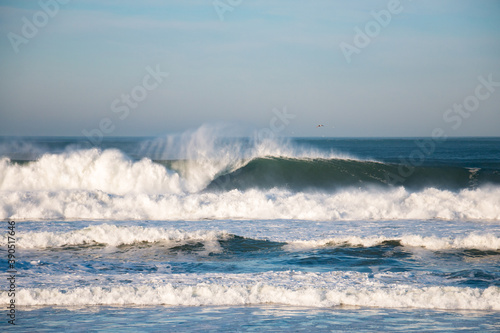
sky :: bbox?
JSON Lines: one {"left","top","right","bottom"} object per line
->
{"left": 0, "top": 0, "right": 499, "bottom": 137}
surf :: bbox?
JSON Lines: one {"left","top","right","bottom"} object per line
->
{"left": 206, "top": 156, "right": 499, "bottom": 192}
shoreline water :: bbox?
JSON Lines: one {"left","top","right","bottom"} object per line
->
{"left": 7, "top": 305, "right": 500, "bottom": 332}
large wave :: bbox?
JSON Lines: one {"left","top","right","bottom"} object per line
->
{"left": 2, "top": 149, "right": 498, "bottom": 196}
{"left": 206, "top": 156, "right": 500, "bottom": 191}
{"left": 0, "top": 127, "right": 337, "bottom": 194}
{"left": 1, "top": 127, "right": 500, "bottom": 221}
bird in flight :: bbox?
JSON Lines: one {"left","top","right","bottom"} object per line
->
{"left": 316, "top": 124, "right": 324, "bottom": 128}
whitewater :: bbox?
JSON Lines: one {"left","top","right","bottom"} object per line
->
{"left": 1, "top": 133, "right": 499, "bottom": 222}
{"left": 1, "top": 129, "right": 499, "bottom": 331}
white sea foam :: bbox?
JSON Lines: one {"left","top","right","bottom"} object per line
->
{"left": 0, "top": 126, "right": 356, "bottom": 196}
{"left": 1, "top": 186, "right": 499, "bottom": 221}
{"left": 2, "top": 271, "right": 499, "bottom": 310}
{"left": 1, "top": 128, "right": 500, "bottom": 221}
{"left": 4, "top": 224, "right": 499, "bottom": 252}
{"left": 0, "top": 149, "right": 185, "bottom": 195}
{"left": 285, "top": 234, "right": 500, "bottom": 251}
{"left": 0, "top": 224, "right": 229, "bottom": 252}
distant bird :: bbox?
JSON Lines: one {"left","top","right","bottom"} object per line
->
{"left": 316, "top": 124, "right": 324, "bottom": 127}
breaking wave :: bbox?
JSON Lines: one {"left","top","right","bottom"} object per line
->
{"left": 2, "top": 271, "right": 499, "bottom": 310}
{"left": 3, "top": 224, "right": 499, "bottom": 251}
{"left": 206, "top": 156, "right": 500, "bottom": 191}
{"left": 1, "top": 186, "right": 499, "bottom": 221}
{"left": 1, "top": 127, "right": 500, "bottom": 221}
{"left": 285, "top": 233, "right": 500, "bottom": 251}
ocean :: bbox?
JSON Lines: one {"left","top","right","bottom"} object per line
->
{"left": 1, "top": 129, "right": 500, "bottom": 331}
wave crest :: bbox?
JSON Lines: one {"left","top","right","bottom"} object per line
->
{"left": 3, "top": 224, "right": 229, "bottom": 252}
{"left": 285, "top": 234, "right": 500, "bottom": 251}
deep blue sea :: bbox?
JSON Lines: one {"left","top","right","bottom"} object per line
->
{"left": 1, "top": 131, "right": 500, "bottom": 331}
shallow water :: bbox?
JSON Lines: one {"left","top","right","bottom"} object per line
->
{"left": 7, "top": 305, "right": 500, "bottom": 332}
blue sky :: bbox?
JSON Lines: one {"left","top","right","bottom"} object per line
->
{"left": 0, "top": 0, "right": 499, "bottom": 137}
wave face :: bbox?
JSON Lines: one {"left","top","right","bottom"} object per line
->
{"left": 206, "top": 156, "right": 500, "bottom": 192}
